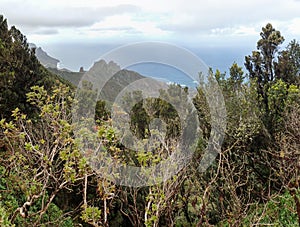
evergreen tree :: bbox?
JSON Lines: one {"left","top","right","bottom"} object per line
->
{"left": 275, "top": 39, "right": 300, "bottom": 85}
{"left": 0, "top": 15, "right": 59, "bottom": 119}
{"left": 245, "top": 23, "right": 285, "bottom": 115}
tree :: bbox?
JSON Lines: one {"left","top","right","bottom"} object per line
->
{"left": 275, "top": 39, "right": 300, "bottom": 85}
{"left": 245, "top": 23, "right": 285, "bottom": 115}
{"left": 0, "top": 83, "right": 94, "bottom": 226}
{"left": 0, "top": 15, "right": 61, "bottom": 120}
{"left": 273, "top": 93, "right": 300, "bottom": 224}
{"left": 228, "top": 62, "right": 244, "bottom": 90}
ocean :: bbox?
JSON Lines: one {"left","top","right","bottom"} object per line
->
{"left": 47, "top": 42, "right": 253, "bottom": 86}
{"left": 126, "top": 62, "right": 198, "bottom": 88}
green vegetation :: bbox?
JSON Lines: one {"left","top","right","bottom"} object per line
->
{"left": 47, "top": 68, "right": 84, "bottom": 87}
{"left": 0, "top": 16, "right": 300, "bottom": 226}
{"left": 0, "top": 16, "right": 72, "bottom": 120}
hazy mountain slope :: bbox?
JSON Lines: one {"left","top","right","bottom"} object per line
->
{"left": 29, "top": 43, "right": 60, "bottom": 68}
{"left": 47, "top": 67, "right": 84, "bottom": 86}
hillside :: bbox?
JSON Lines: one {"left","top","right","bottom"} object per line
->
{"left": 47, "top": 60, "right": 148, "bottom": 103}
{"left": 1, "top": 13, "right": 300, "bottom": 227}
{"left": 47, "top": 67, "right": 84, "bottom": 86}
{"left": 29, "top": 43, "right": 60, "bottom": 68}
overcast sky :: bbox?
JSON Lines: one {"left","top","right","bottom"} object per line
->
{"left": 1, "top": 0, "right": 300, "bottom": 70}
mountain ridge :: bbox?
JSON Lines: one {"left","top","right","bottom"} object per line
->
{"left": 29, "top": 43, "right": 60, "bottom": 69}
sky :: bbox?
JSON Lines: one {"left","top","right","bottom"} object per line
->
{"left": 1, "top": 0, "right": 300, "bottom": 71}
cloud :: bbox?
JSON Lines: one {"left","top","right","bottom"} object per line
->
{"left": 32, "top": 28, "right": 59, "bottom": 35}
{"left": 2, "top": 1, "right": 139, "bottom": 28}
{"left": 1, "top": 0, "right": 300, "bottom": 46}
{"left": 157, "top": 0, "right": 300, "bottom": 34}
{"left": 287, "top": 18, "right": 300, "bottom": 35}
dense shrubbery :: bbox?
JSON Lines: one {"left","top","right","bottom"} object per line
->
{"left": 0, "top": 16, "right": 299, "bottom": 226}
